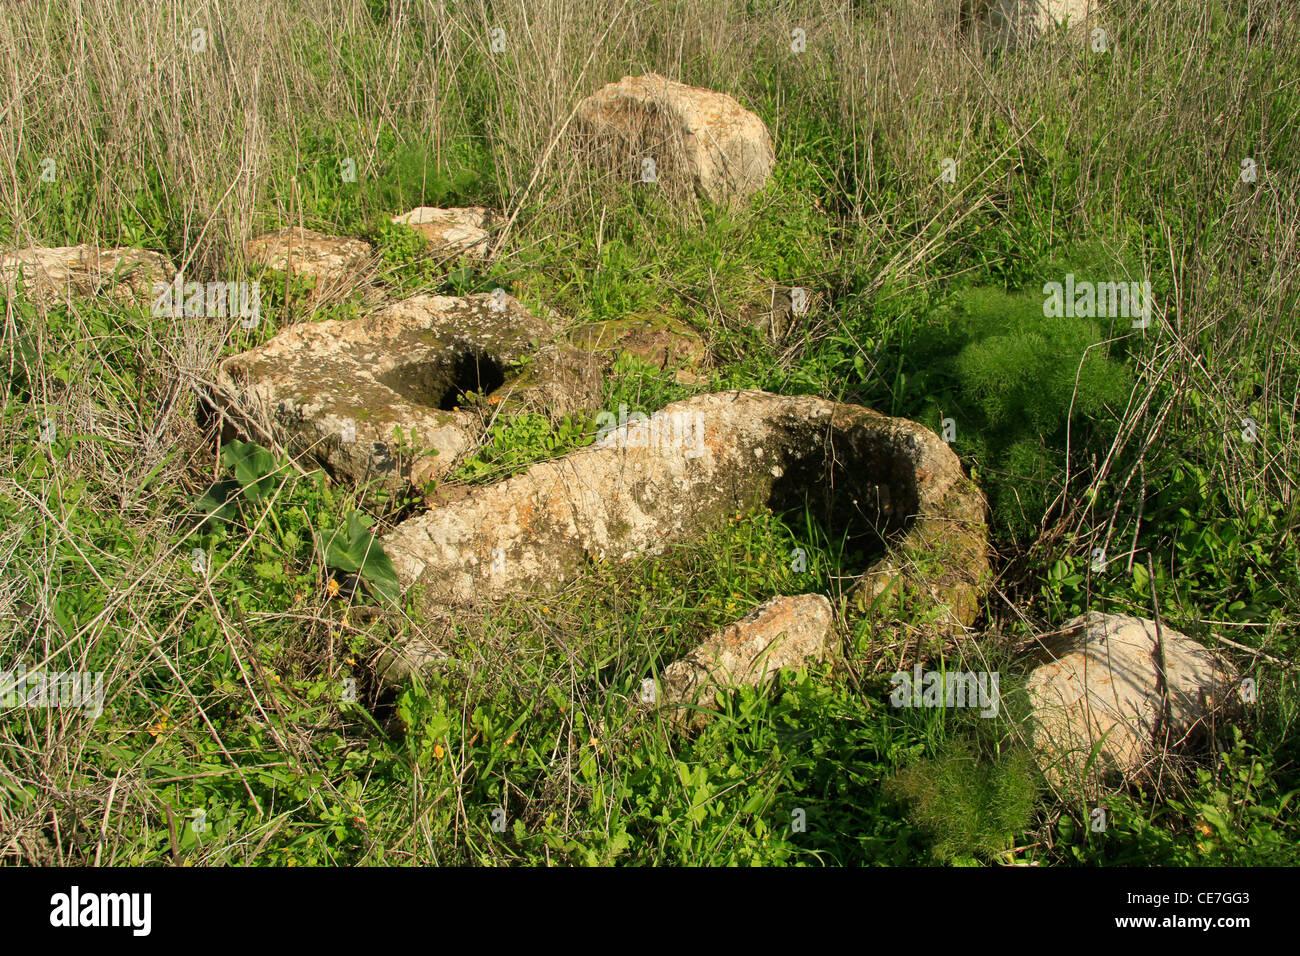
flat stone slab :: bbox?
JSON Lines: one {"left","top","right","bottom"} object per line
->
{"left": 390, "top": 207, "right": 497, "bottom": 258}
{"left": 1024, "top": 611, "right": 1237, "bottom": 790}
{"left": 212, "top": 293, "right": 602, "bottom": 492}
{"left": 383, "top": 389, "right": 989, "bottom": 630}
{"left": 0, "top": 245, "right": 174, "bottom": 308}
{"left": 574, "top": 73, "right": 775, "bottom": 207}
{"left": 655, "top": 593, "right": 834, "bottom": 729}
{"left": 569, "top": 313, "right": 707, "bottom": 371}
{"left": 244, "top": 227, "right": 374, "bottom": 291}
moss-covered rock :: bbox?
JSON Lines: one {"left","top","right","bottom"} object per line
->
{"left": 569, "top": 311, "right": 707, "bottom": 371}
{"left": 212, "top": 292, "right": 602, "bottom": 494}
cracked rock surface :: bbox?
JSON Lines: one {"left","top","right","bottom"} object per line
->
{"left": 1025, "top": 611, "right": 1238, "bottom": 789}
{"left": 244, "top": 226, "right": 374, "bottom": 293}
{"left": 212, "top": 292, "right": 601, "bottom": 493}
{"left": 0, "top": 245, "right": 174, "bottom": 308}
{"left": 390, "top": 207, "right": 497, "bottom": 258}
{"left": 574, "top": 73, "right": 775, "bottom": 207}
{"left": 382, "top": 389, "right": 989, "bottom": 633}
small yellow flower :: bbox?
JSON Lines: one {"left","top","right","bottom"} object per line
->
{"left": 433, "top": 744, "right": 445, "bottom": 760}
{"left": 588, "top": 736, "right": 599, "bottom": 748}
{"left": 327, "top": 578, "right": 340, "bottom": 598}
{"left": 146, "top": 706, "right": 172, "bottom": 738}
{"left": 269, "top": 673, "right": 280, "bottom": 684}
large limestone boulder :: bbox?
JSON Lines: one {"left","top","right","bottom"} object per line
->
{"left": 211, "top": 293, "right": 601, "bottom": 493}
{"left": 390, "top": 207, "right": 497, "bottom": 259}
{"left": 1024, "top": 612, "right": 1238, "bottom": 790}
{"left": 574, "top": 74, "right": 775, "bottom": 208}
{"left": 382, "top": 390, "right": 989, "bottom": 633}
{"left": 0, "top": 245, "right": 173, "bottom": 308}
{"left": 654, "top": 594, "right": 834, "bottom": 729}
{"left": 966, "top": 0, "right": 1098, "bottom": 51}
{"left": 244, "top": 227, "right": 374, "bottom": 293}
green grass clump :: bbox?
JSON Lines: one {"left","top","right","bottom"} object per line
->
{"left": 892, "top": 281, "right": 1135, "bottom": 539}
{"left": 886, "top": 739, "right": 1039, "bottom": 865}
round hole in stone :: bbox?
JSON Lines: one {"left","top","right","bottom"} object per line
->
{"left": 767, "top": 423, "right": 919, "bottom": 566}
{"left": 377, "top": 350, "right": 507, "bottom": 411}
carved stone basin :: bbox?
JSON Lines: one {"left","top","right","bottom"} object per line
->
{"left": 382, "top": 389, "right": 989, "bottom": 632}
{"left": 212, "top": 292, "right": 601, "bottom": 492}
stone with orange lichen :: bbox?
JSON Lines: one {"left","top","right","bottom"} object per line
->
{"left": 656, "top": 594, "right": 834, "bottom": 729}
{"left": 245, "top": 226, "right": 373, "bottom": 292}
